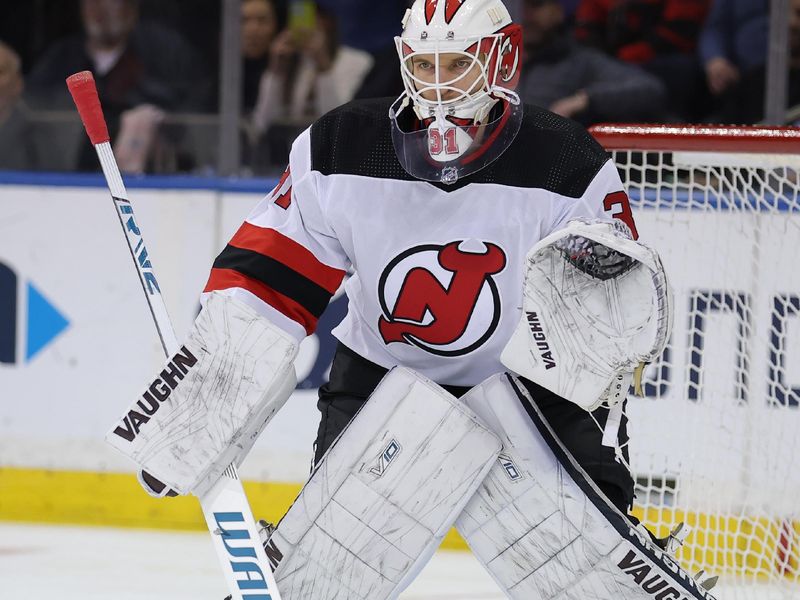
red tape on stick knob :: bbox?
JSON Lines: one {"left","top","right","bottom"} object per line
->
{"left": 66, "top": 71, "right": 110, "bottom": 145}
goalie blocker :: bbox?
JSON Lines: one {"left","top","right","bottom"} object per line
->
{"left": 106, "top": 292, "right": 298, "bottom": 496}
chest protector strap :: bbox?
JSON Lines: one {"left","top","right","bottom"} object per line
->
{"left": 455, "top": 374, "right": 718, "bottom": 600}
{"left": 267, "top": 367, "right": 501, "bottom": 600}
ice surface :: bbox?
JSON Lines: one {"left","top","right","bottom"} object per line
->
{"left": 0, "top": 523, "right": 781, "bottom": 599}
{"left": 0, "top": 523, "right": 504, "bottom": 599}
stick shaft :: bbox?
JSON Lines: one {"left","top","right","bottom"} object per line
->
{"left": 95, "top": 142, "right": 178, "bottom": 356}
{"left": 95, "top": 144, "right": 282, "bottom": 599}
{"left": 94, "top": 143, "right": 283, "bottom": 600}
{"left": 68, "top": 71, "right": 282, "bottom": 600}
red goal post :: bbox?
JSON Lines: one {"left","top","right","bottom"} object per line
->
{"left": 590, "top": 124, "right": 800, "bottom": 600}
{"left": 591, "top": 124, "right": 800, "bottom": 154}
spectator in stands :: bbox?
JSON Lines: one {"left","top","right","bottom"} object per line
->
{"left": 250, "top": 3, "right": 372, "bottom": 154}
{"left": 0, "top": 41, "right": 38, "bottom": 171}
{"left": 520, "top": 0, "right": 667, "bottom": 124}
{"left": 242, "top": 0, "right": 280, "bottom": 114}
{"left": 574, "top": 0, "right": 710, "bottom": 118}
{"left": 556, "top": 0, "right": 582, "bottom": 22}
{"left": 315, "top": 0, "right": 408, "bottom": 56}
{"left": 698, "top": 0, "right": 768, "bottom": 123}
{"left": 706, "top": 0, "right": 800, "bottom": 124}
{"left": 322, "top": 0, "right": 409, "bottom": 100}
{"left": 790, "top": 0, "right": 800, "bottom": 123}
{"left": 793, "top": 0, "right": 800, "bottom": 81}
{"left": 26, "top": 0, "right": 208, "bottom": 172}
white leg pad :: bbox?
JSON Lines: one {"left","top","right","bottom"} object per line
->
{"left": 456, "top": 374, "right": 718, "bottom": 600}
{"left": 268, "top": 367, "right": 502, "bottom": 600}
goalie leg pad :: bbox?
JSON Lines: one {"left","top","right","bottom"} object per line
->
{"left": 105, "top": 291, "right": 298, "bottom": 495}
{"left": 455, "top": 374, "right": 718, "bottom": 600}
{"left": 268, "top": 367, "right": 502, "bottom": 600}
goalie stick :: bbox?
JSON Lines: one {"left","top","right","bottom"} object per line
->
{"left": 66, "top": 71, "right": 283, "bottom": 600}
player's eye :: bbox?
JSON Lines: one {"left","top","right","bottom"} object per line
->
{"left": 416, "top": 61, "right": 434, "bottom": 71}
{"left": 452, "top": 59, "right": 472, "bottom": 71}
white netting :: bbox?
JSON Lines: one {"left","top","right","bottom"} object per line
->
{"left": 597, "top": 126, "right": 800, "bottom": 600}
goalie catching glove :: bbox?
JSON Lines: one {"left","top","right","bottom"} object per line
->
{"left": 501, "top": 219, "right": 673, "bottom": 411}
{"left": 106, "top": 292, "right": 298, "bottom": 496}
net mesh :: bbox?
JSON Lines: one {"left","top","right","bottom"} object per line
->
{"left": 599, "top": 128, "right": 800, "bottom": 599}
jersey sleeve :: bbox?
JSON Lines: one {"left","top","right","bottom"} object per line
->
{"left": 203, "top": 128, "right": 350, "bottom": 341}
{"left": 548, "top": 158, "right": 639, "bottom": 240}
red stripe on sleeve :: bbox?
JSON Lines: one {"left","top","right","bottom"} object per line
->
{"left": 204, "top": 268, "right": 318, "bottom": 335}
{"left": 229, "top": 223, "right": 346, "bottom": 294}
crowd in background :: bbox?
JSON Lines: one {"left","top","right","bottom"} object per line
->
{"left": 0, "top": 0, "right": 797, "bottom": 175}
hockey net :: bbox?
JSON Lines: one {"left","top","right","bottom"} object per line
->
{"left": 592, "top": 125, "right": 800, "bottom": 599}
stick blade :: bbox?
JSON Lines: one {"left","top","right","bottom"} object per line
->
{"left": 66, "top": 71, "right": 110, "bottom": 145}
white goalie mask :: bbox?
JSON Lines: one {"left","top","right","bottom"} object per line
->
{"left": 391, "top": 0, "right": 524, "bottom": 184}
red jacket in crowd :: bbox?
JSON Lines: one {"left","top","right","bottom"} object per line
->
{"left": 574, "top": 0, "right": 710, "bottom": 63}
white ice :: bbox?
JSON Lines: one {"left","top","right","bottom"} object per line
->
{"left": 0, "top": 522, "right": 781, "bottom": 599}
{"left": 0, "top": 522, "right": 504, "bottom": 599}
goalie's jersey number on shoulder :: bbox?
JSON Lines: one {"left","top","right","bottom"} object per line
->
{"left": 377, "top": 240, "right": 507, "bottom": 357}
{"left": 271, "top": 166, "right": 292, "bottom": 210}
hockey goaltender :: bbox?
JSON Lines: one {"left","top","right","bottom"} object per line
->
{"left": 106, "top": 1, "right": 719, "bottom": 598}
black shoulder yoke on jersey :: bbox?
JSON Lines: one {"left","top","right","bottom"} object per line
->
{"left": 309, "top": 97, "right": 610, "bottom": 197}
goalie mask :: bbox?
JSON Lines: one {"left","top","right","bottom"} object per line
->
{"left": 391, "top": 0, "right": 524, "bottom": 184}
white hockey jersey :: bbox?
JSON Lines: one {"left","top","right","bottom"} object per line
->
{"left": 204, "top": 99, "right": 637, "bottom": 387}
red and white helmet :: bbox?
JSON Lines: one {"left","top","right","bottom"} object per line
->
{"left": 391, "top": 0, "right": 524, "bottom": 183}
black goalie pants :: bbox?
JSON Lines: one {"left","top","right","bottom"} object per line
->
{"left": 312, "top": 343, "right": 635, "bottom": 513}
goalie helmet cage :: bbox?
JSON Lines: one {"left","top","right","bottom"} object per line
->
{"left": 591, "top": 124, "right": 800, "bottom": 600}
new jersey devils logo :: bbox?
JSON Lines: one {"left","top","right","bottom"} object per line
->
{"left": 378, "top": 241, "right": 507, "bottom": 357}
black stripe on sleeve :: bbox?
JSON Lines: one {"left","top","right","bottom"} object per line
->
{"left": 213, "top": 245, "right": 332, "bottom": 317}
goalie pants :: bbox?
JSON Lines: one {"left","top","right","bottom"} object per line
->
{"left": 313, "top": 343, "right": 635, "bottom": 513}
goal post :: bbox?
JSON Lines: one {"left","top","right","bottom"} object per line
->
{"left": 591, "top": 124, "right": 800, "bottom": 599}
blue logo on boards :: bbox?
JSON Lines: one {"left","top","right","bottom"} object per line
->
{"left": 0, "top": 261, "right": 70, "bottom": 364}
